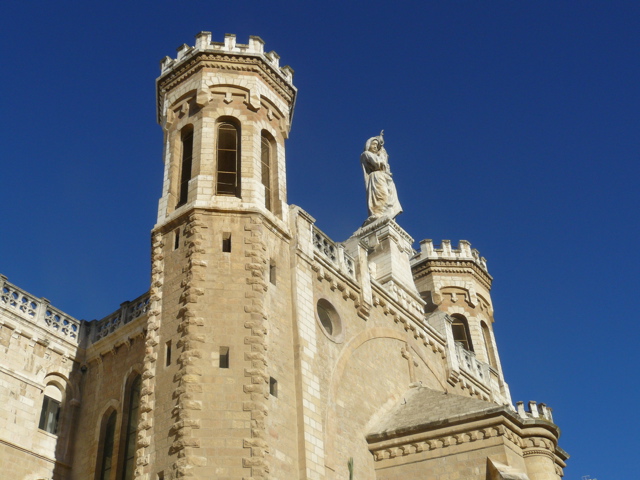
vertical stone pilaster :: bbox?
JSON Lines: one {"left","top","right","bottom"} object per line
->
{"left": 242, "top": 216, "right": 270, "bottom": 480}
{"left": 136, "top": 232, "right": 165, "bottom": 480}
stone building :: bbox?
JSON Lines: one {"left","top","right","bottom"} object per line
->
{"left": 0, "top": 32, "right": 568, "bottom": 480}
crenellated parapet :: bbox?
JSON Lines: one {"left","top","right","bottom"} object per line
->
{"left": 414, "top": 239, "right": 489, "bottom": 275}
{"left": 515, "top": 400, "right": 554, "bottom": 423}
{"left": 156, "top": 32, "right": 296, "bottom": 126}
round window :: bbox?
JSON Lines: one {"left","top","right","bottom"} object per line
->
{"left": 316, "top": 298, "right": 343, "bottom": 342}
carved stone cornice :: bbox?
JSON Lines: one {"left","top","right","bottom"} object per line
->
{"left": 157, "top": 52, "right": 296, "bottom": 121}
{"left": 412, "top": 258, "right": 493, "bottom": 291}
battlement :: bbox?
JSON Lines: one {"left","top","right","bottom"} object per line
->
{"left": 160, "top": 32, "right": 294, "bottom": 84}
{"left": 515, "top": 400, "right": 554, "bottom": 423}
{"left": 414, "top": 239, "right": 489, "bottom": 274}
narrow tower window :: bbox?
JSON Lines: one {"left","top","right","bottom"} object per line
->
{"left": 216, "top": 121, "right": 240, "bottom": 196}
{"left": 121, "top": 376, "right": 141, "bottom": 480}
{"left": 165, "top": 340, "right": 172, "bottom": 367}
{"left": 219, "top": 347, "right": 230, "bottom": 369}
{"left": 451, "top": 314, "right": 473, "bottom": 352}
{"left": 222, "top": 233, "right": 232, "bottom": 253}
{"left": 173, "top": 228, "right": 180, "bottom": 250}
{"left": 269, "top": 377, "right": 278, "bottom": 397}
{"left": 261, "top": 134, "right": 272, "bottom": 211}
{"left": 177, "top": 126, "right": 194, "bottom": 207}
{"left": 269, "top": 261, "right": 276, "bottom": 285}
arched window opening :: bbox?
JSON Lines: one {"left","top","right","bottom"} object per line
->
{"left": 177, "top": 125, "right": 194, "bottom": 207}
{"left": 97, "top": 411, "right": 117, "bottom": 480}
{"left": 261, "top": 133, "right": 273, "bottom": 211}
{"left": 121, "top": 376, "right": 141, "bottom": 480}
{"left": 38, "top": 384, "right": 62, "bottom": 434}
{"left": 482, "top": 322, "right": 498, "bottom": 369}
{"left": 216, "top": 121, "right": 240, "bottom": 197}
{"left": 451, "top": 314, "right": 473, "bottom": 352}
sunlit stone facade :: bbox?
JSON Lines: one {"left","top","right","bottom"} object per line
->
{"left": 0, "top": 33, "right": 568, "bottom": 480}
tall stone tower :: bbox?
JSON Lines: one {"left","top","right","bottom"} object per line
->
{"left": 139, "top": 32, "right": 298, "bottom": 480}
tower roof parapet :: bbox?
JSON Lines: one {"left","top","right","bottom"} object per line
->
{"left": 159, "top": 32, "right": 295, "bottom": 84}
{"left": 516, "top": 400, "right": 554, "bottom": 423}
{"left": 413, "top": 239, "right": 489, "bottom": 275}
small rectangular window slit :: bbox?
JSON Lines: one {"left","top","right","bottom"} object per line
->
{"left": 219, "top": 347, "right": 230, "bottom": 368}
{"left": 269, "top": 377, "right": 278, "bottom": 397}
{"left": 222, "top": 233, "right": 231, "bottom": 252}
{"left": 269, "top": 261, "right": 276, "bottom": 285}
{"left": 173, "top": 228, "right": 180, "bottom": 250}
{"left": 165, "top": 340, "right": 172, "bottom": 366}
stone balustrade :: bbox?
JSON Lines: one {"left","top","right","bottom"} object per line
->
{"left": 90, "top": 291, "right": 150, "bottom": 343}
{"left": 455, "top": 341, "right": 491, "bottom": 384}
{"left": 515, "top": 400, "right": 554, "bottom": 422}
{"left": 312, "top": 226, "right": 356, "bottom": 280}
{"left": 415, "top": 239, "right": 489, "bottom": 274}
{"left": 0, "top": 275, "right": 81, "bottom": 344}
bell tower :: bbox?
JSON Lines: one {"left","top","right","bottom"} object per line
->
{"left": 137, "top": 33, "right": 299, "bottom": 480}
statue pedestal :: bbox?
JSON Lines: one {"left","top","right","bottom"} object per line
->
{"left": 345, "top": 218, "right": 421, "bottom": 306}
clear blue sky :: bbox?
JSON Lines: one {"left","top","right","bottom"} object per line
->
{"left": 1, "top": 2, "right": 638, "bottom": 478}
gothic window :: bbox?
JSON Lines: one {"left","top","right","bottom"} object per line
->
{"left": 120, "top": 375, "right": 141, "bottom": 480}
{"left": 261, "top": 132, "right": 274, "bottom": 211}
{"left": 177, "top": 125, "right": 194, "bottom": 207}
{"left": 38, "top": 385, "right": 62, "bottom": 435}
{"left": 481, "top": 321, "right": 498, "bottom": 369}
{"left": 451, "top": 314, "right": 473, "bottom": 352}
{"left": 97, "top": 410, "right": 117, "bottom": 480}
{"left": 216, "top": 121, "right": 240, "bottom": 196}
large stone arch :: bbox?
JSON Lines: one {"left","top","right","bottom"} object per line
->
{"left": 323, "top": 326, "right": 446, "bottom": 479}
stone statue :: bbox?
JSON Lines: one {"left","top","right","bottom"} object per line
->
{"left": 361, "top": 131, "right": 402, "bottom": 223}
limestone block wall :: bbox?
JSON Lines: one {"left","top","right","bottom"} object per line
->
{"left": 141, "top": 210, "right": 298, "bottom": 480}
{"left": 0, "top": 277, "right": 83, "bottom": 480}
{"left": 70, "top": 322, "right": 146, "bottom": 480}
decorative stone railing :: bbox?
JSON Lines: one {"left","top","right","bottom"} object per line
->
{"left": 455, "top": 341, "right": 491, "bottom": 384}
{"left": 0, "top": 275, "right": 81, "bottom": 344}
{"left": 312, "top": 226, "right": 356, "bottom": 279}
{"left": 91, "top": 291, "right": 150, "bottom": 343}
{"left": 515, "top": 400, "right": 554, "bottom": 423}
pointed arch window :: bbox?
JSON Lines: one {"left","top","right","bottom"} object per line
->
{"left": 177, "top": 125, "right": 194, "bottom": 207}
{"left": 451, "top": 314, "right": 473, "bottom": 352}
{"left": 97, "top": 411, "right": 117, "bottom": 480}
{"left": 120, "top": 375, "right": 141, "bottom": 480}
{"left": 216, "top": 121, "right": 240, "bottom": 196}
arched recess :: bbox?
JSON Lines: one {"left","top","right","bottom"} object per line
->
{"left": 323, "top": 327, "right": 447, "bottom": 477}
{"left": 94, "top": 401, "right": 120, "bottom": 480}
{"left": 481, "top": 321, "right": 498, "bottom": 369}
{"left": 40, "top": 372, "right": 80, "bottom": 463}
